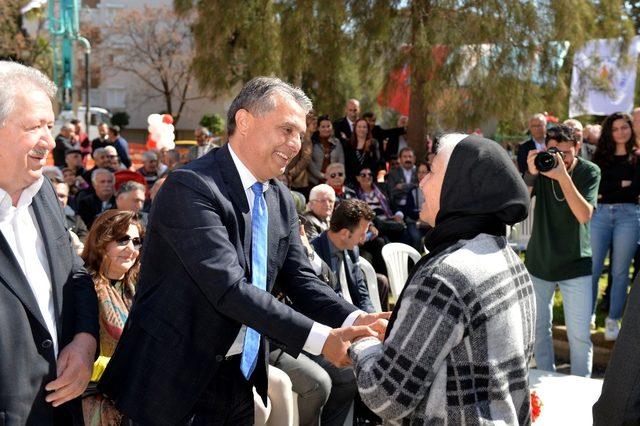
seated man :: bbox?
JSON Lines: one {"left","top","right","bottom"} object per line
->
{"left": 115, "top": 181, "right": 148, "bottom": 227}
{"left": 303, "top": 184, "right": 335, "bottom": 241}
{"left": 76, "top": 168, "right": 116, "bottom": 229}
{"left": 269, "top": 217, "right": 358, "bottom": 426}
{"left": 311, "top": 199, "right": 376, "bottom": 313}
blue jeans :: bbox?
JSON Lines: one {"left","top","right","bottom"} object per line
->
{"left": 532, "top": 274, "right": 593, "bottom": 377}
{"left": 590, "top": 203, "right": 640, "bottom": 319}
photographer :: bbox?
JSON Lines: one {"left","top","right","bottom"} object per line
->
{"left": 524, "top": 124, "right": 601, "bottom": 377}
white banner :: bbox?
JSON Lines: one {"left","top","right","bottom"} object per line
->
{"left": 569, "top": 36, "right": 640, "bottom": 117}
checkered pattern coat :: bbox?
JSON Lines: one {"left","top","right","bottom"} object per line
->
{"left": 350, "top": 234, "right": 536, "bottom": 425}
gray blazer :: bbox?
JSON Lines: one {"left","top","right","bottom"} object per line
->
{"left": 308, "top": 137, "right": 345, "bottom": 185}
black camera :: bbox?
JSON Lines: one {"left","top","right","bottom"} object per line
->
{"left": 534, "top": 147, "right": 564, "bottom": 172}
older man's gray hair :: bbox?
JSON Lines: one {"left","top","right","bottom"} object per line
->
{"left": 116, "top": 180, "right": 146, "bottom": 197}
{"left": 142, "top": 151, "right": 158, "bottom": 161}
{"left": 529, "top": 113, "right": 547, "bottom": 126}
{"left": 61, "top": 122, "right": 75, "bottom": 133}
{"left": 0, "top": 61, "right": 57, "bottom": 126}
{"left": 226, "top": 76, "right": 313, "bottom": 136}
{"left": 91, "top": 168, "right": 114, "bottom": 184}
{"left": 93, "top": 147, "right": 108, "bottom": 158}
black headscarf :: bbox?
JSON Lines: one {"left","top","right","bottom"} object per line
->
{"left": 385, "top": 134, "right": 529, "bottom": 339}
{"left": 423, "top": 134, "right": 530, "bottom": 257}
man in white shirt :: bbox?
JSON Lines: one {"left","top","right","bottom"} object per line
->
{"left": 333, "top": 99, "right": 360, "bottom": 143}
{"left": 99, "top": 77, "right": 389, "bottom": 425}
{"left": 0, "top": 61, "right": 98, "bottom": 425}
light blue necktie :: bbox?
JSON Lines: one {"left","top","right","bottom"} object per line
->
{"left": 240, "top": 182, "right": 268, "bottom": 379}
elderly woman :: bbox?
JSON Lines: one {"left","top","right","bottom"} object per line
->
{"left": 80, "top": 210, "right": 143, "bottom": 425}
{"left": 325, "top": 162, "right": 357, "bottom": 203}
{"left": 349, "top": 134, "right": 534, "bottom": 424}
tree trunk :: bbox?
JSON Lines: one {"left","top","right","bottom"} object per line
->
{"left": 407, "top": 0, "right": 429, "bottom": 160}
{"left": 407, "top": 71, "right": 427, "bottom": 160}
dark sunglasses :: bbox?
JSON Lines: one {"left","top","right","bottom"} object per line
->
{"left": 115, "top": 235, "right": 143, "bottom": 249}
{"left": 329, "top": 172, "right": 344, "bottom": 178}
{"left": 358, "top": 172, "right": 372, "bottom": 177}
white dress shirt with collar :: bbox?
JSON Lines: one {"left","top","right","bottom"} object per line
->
{"left": 226, "top": 144, "right": 362, "bottom": 357}
{"left": 0, "top": 177, "right": 59, "bottom": 355}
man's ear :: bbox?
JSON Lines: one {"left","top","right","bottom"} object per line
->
{"left": 235, "top": 109, "right": 252, "bottom": 137}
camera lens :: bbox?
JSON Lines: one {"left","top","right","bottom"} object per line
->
{"left": 534, "top": 151, "right": 558, "bottom": 172}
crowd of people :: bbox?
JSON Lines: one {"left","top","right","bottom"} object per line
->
{"left": 3, "top": 57, "right": 640, "bottom": 426}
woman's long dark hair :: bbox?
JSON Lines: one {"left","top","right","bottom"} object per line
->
{"left": 81, "top": 210, "right": 144, "bottom": 293}
{"left": 593, "top": 112, "right": 636, "bottom": 167}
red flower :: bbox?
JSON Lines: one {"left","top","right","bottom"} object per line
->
{"left": 531, "top": 391, "right": 543, "bottom": 422}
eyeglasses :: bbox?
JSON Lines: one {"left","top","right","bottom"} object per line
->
{"left": 115, "top": 235, "right": 143, "bottom": 249}
{"left": 358, "top": 172, "right": 372, "bottom": 177}
{"left": 329, "top": 172, "right": 344, "bottom": 178}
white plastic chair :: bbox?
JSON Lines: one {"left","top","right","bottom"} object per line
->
{"left": 358, "top": 257, "right": 382, "bottom": 312}
{"left": 381, "top": 243, "right": 422, "bottom": 299}
{"left": 508, "top": 196, "right": 535, "bottom": 252}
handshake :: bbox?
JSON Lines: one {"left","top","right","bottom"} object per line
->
{"left": 321, "top": 312, "right": 391, "bottom": 368}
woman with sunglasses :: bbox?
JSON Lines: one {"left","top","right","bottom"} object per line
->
{"left": 80, "top": 210, "right": 144, "bottom": 425}
{"left": 325, "top": 162, "right": 356, "bottom": 203}
{"left": 355, "top": 166, "right": 407, "bottom": 243}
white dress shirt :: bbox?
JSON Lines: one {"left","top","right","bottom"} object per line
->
{"left": 226, "top": 144, "right": 362, "bottom": 357}
{"left": 0, "top": 177, "right": 59, "bottom": 355}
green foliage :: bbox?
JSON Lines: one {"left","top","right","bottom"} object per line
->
{"left": 199, "top": 113, "right": 225, "bottom": 135}
{"left": 178, "top": 0, "right": 633, "bottom": 148}
{"left": 0, "top": 0, "right": 51, "bottom": 71}
{"left": 111, "top": 111, "right": 130, "bottom": 129}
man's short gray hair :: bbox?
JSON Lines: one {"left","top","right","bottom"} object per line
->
{"left": 227, "top": 76, "right": 313, "bottom": 136}
{"left": 142, "top": 151, "right": 158, "bottom": 161}
{"left": 116, "top": 180, "right": 145, "bottom": 197}
{"left": 61, "top": 122, "right": 75, "bottom": 132}
{"left": 529, "top": 113, "right": 547, "bottom": 126}
{"left": 0, "top": 61, "right": 57, "bottom": 127}
{"left": 91, "top": 168, "right": 114, "bottom": 184}
{"left": 93, "top": 148, "right": 107, "bottom": 158}
{"left": 309, "top": 184, "right": 335, "bottom": 202}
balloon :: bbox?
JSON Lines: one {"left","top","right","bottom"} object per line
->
{"left": 162, "top": 114, "right": 174, "bottom": 124}
{"left": 147, "top": 114, "right": 162, "bottom": 126}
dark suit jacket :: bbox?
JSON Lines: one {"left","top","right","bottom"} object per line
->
{"left": 385, "top": 166, "right": 418, "bottom": 212}
{"left": 75, "top": 191, "right": 115, "bottom": 229}
{"left": 53, "top": 135, "right": 77, "bottom": 168}
{"left": 593, "top": 274, "right": 640, "bottom": 425}
{"left": 98, "top": 144, "right": 356, "bottom": 425}
{"left": 311, "top": 232, "right": 375, "bottom": 313}
{"left": 379, "top": 126, "right": 407, "bottom": 161}
{"left": 333, "top": 116, "right": 352, "bottom": 142}
{"left": 517, "top": 138, "right": 538, "bottom": 175}
{"left": 0, "top": 178, "right": 98, "bottom": 425}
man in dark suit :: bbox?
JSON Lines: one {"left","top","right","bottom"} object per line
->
{"left": 517, "top": 113, "right": 547, "bottom": 175}
{"left": 385, "top": 147, "right": 418, "bottom": 213}
{"left": 333, "top": 98, "right": 360, "bottom": 143}
{"left": 99, "top": 77, "right": 388, "bottom": 425}
{"left": 0, "top": 61, "right": 98, "bottom": 425}
{"left": 311, "top": 199, "right": 376, "bottom": 313}
{"left": 75, "top": 168, "right": 116, "bottom": 228}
